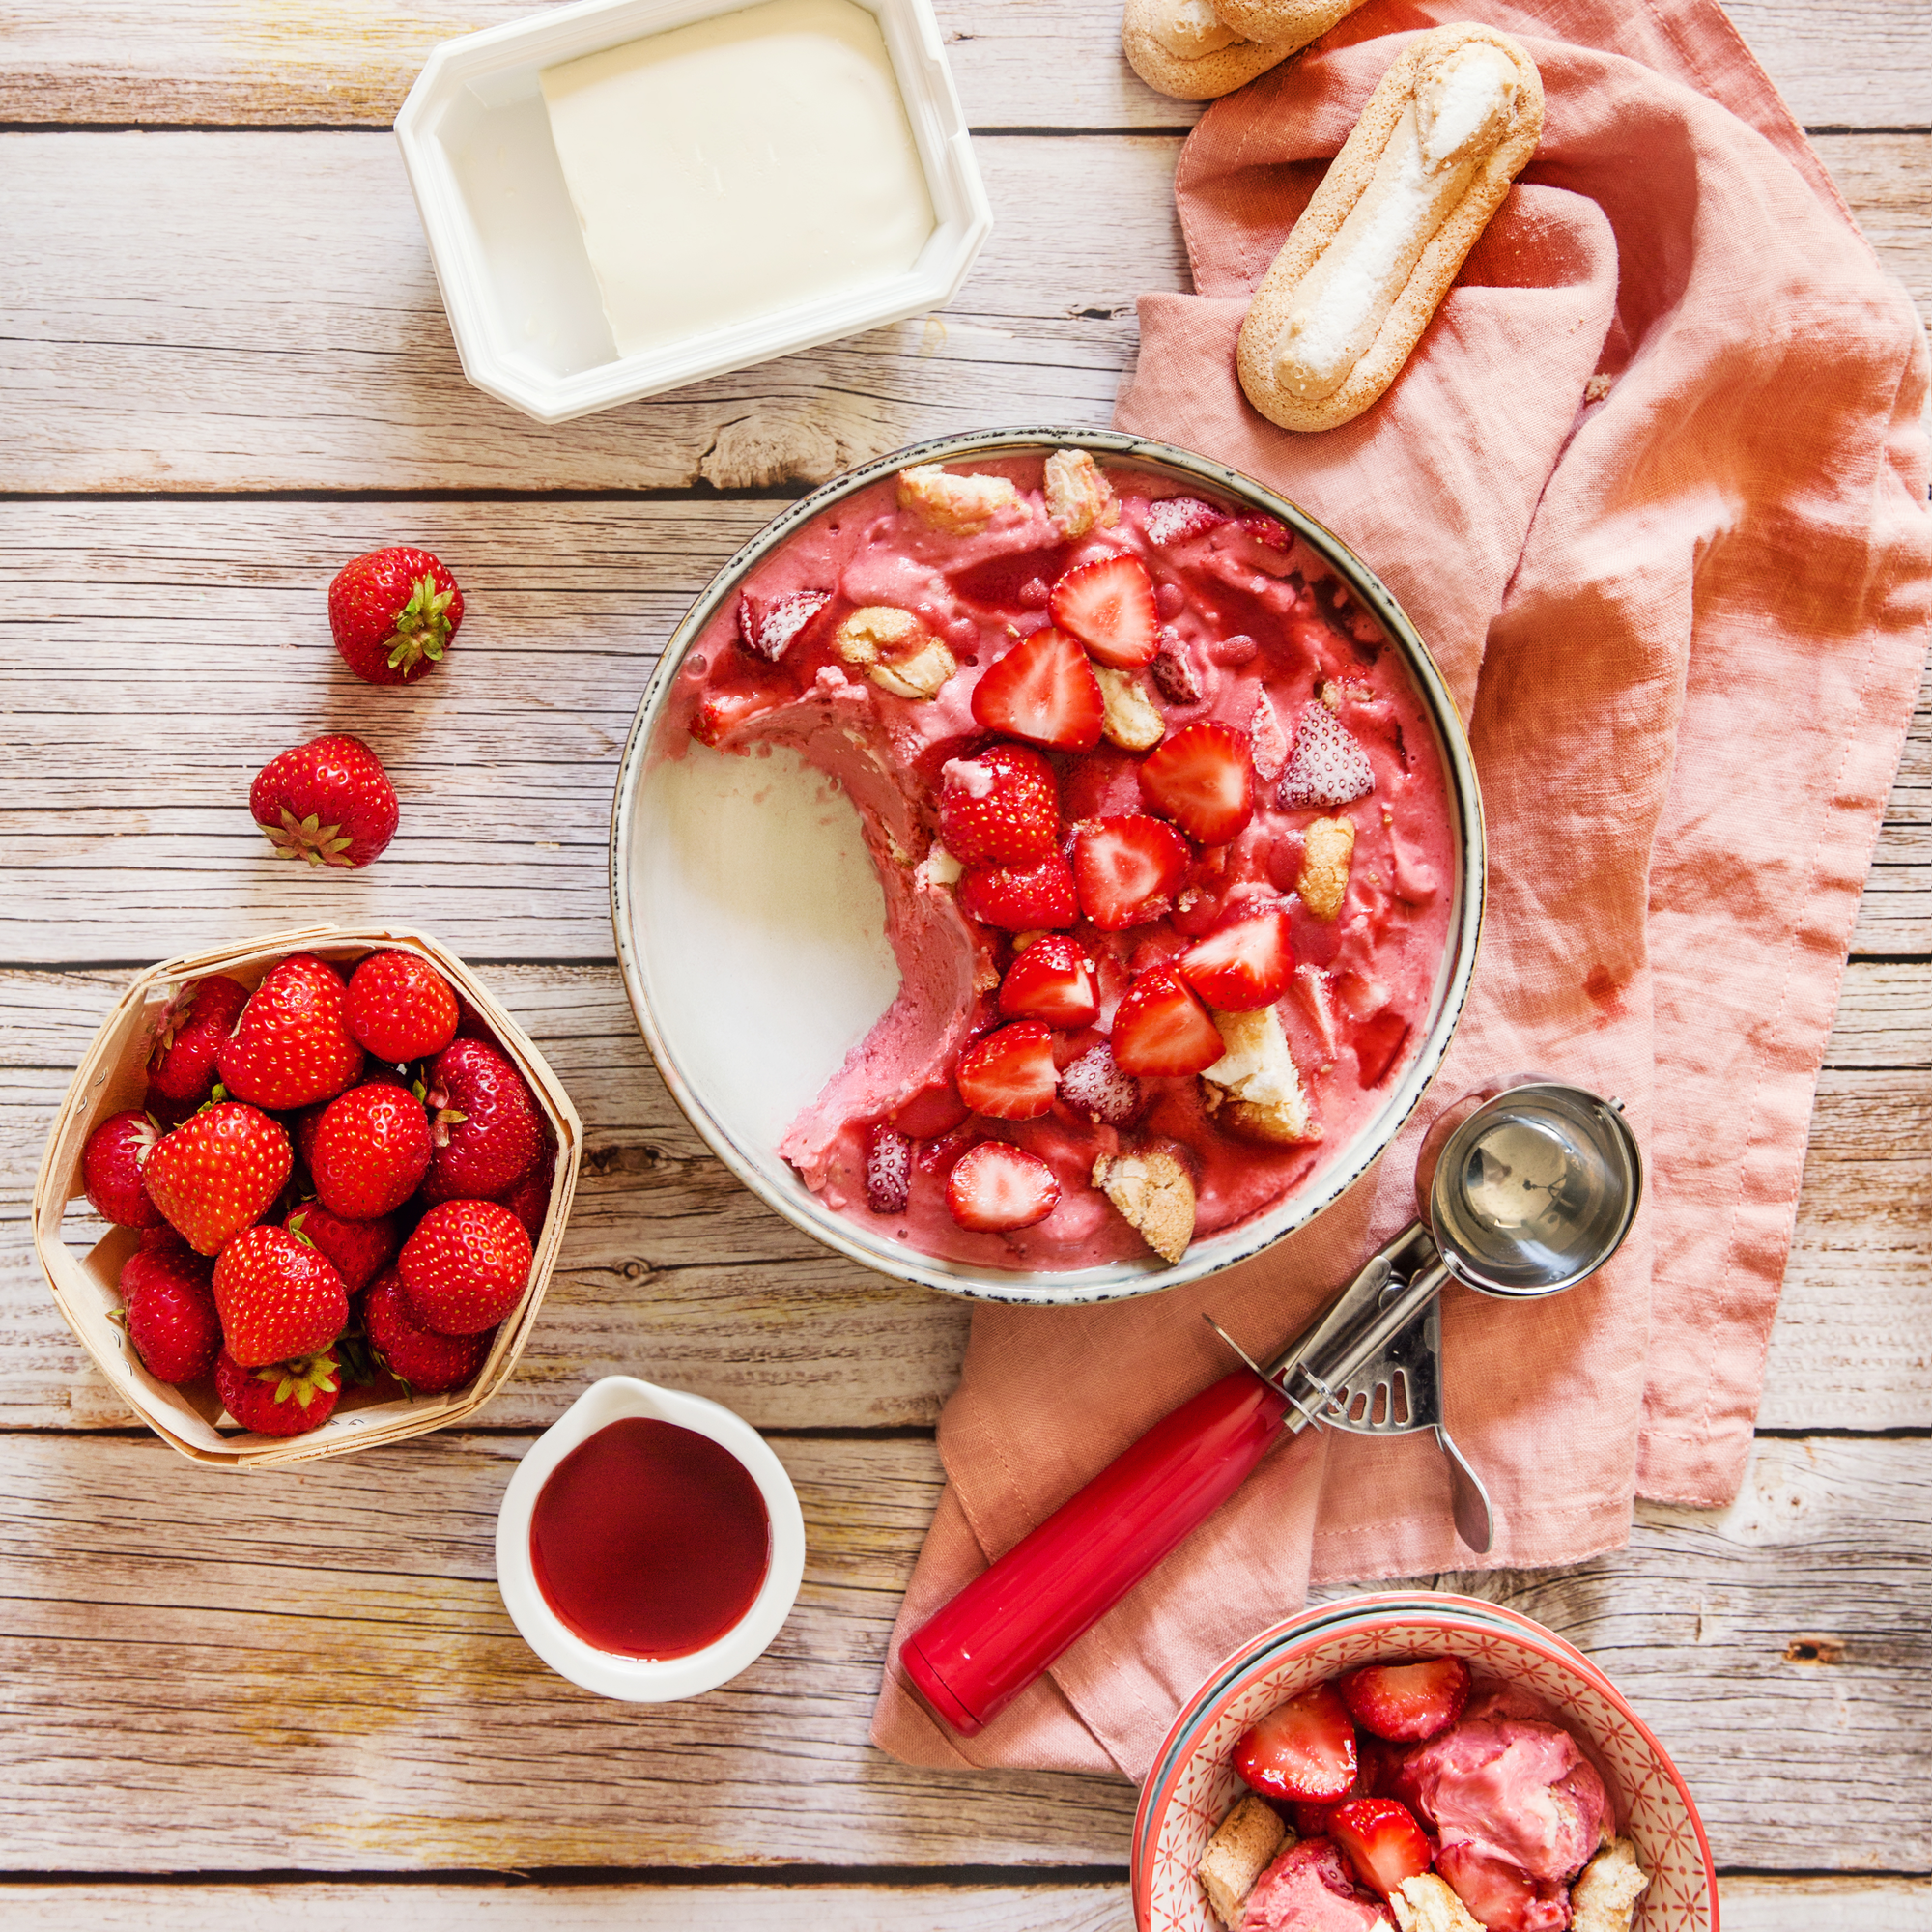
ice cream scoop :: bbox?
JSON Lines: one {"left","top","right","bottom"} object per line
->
{"left": 900, "top": 1075, "right": 1642, "bottom": 1736}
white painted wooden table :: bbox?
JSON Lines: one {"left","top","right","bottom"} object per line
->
{"left": 2, "top": 2, "right": 1928, "bottom": 1925}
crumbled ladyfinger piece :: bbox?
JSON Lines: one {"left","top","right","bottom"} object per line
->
{"left": 1569, "top": 1838, "right": 1650, "bottom": 1932}
{"left": 1093, "top": 1146, "right": 1196, "bottom": 1264}
{"left": 1391, "top": 1873, "right": 1484, "bottom": 1932}
{"left": 1044, "top": 447, "right": 1121, "bottom": 538}
{"left": 834, "top": 606, "right": 958, "bottom": 701}
{"left": 1197, "top": 1793, "right": 1290, "bottom": 1930}
{"left": 1094, "top": 665, "right": 1167, "bottom": 752}
{"left": 1296, "top": 815, "right": 1355, "bottom": 921}
{"left": 1202, "top": 1005, "right": 1318, "bottom": 1146}
{"left": 896, "top": 464, "right": 1023, "bottom": 535}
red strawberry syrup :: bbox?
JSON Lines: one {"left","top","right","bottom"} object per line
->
{"left": 530, "top": 1418, "right": 771, "bottom": 1660}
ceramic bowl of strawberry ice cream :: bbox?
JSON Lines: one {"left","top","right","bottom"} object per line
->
{"left": 1134, "top": 1594, "right": 1715, "bottom": 1932}
{"left": 610, "top": 428, "right": 1484, "bottom": 1304}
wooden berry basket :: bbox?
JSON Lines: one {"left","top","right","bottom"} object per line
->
{"left": 31, "top": 923, "right": 582, "bottom": 1469}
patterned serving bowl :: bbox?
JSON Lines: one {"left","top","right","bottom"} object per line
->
{"left": 1132, "top": 1593, "right": 1715, "bottom": 1932}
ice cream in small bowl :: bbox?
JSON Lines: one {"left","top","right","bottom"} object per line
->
{"left": 1133, "top": 1594, "right": 1714, "bottom": 1932}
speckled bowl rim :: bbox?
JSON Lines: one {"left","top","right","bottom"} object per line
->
{"left": 608, "top": 426, "right": 1486, "bottom": 1307}
{"left": 1129, "top": 1594, "right": 1718, "bottom": 1932}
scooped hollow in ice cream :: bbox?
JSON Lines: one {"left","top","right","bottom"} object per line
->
{"left": 1393, "top": 1684, "right": 1610, "bottom": 1931}
{"left": 1239, "top": 1836, "right": 1396, "bottom": 1932}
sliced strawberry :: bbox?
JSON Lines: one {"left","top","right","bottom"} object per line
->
{"left": 1234, "top": 1682, "right": 1358, "bottom": 1804}
{"left": 1058, "top": 1040, "right": 1142, "bottom": 1125}
{"left": 1150, "top": 629, "right": 1204, "bottom": 704}
{"left": 692, "top": 688, "right": 781, "bottom": 748}
{"left": 1337, "top": 1655, "right": 1469, "bottom": 1742}
{"left": 1048, "top": 555, "right": 1159, "bottom": 668}
{"left": 865, "top": 1125, "right": 912, "bottom": 1213}
{"left": 1352, "top": 1008, "right": 1412, "bottom": 1089}
{"left": 737, "top": 587, "right": 831, "bottom": 662}
{"left": 1108, "top": 968, "right": 1223, "bottom": 1077}
{"left": 1177, "top": 905, "right": 1294, "bottom": 1011}
{"left": 1280, "top": 702, "right": 1376, "bottom": 810}
{"left": 1327, "top": 1797, "right": 1433, "bottom": 1901}
{"left": 1141, "top": 721, "right": 1255, "bottom": 846}
{"left": 971, "top": 626, "right": 1103, "bottom": 751}
{"left": 957, "top": 851, "right": 1080, "bottom": 931}
{"left": 937, "top": 744, "right": 1060, "bottom": 867}
{"left": 1142, "top": 497, "right": 1225, "bottom": 546}
{"left": 1071, "top": 815, "right": 1191, "bottom": 930}
{"left": 955, "top": 1021, "right": 1060, "bottom": 1121}
{"left": 999, "top": 936, "right": 1099, "bottom": 1027}
{"left": 892, "top": 1075, "right": 969, "bottom": 1140}
{"left": 1238, "top": 512, "right": 1292, "bottom": 551}
{"left": 945, "top": 1141, "right": 1061, "bottom": 1232}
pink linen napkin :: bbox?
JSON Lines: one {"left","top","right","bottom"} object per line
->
{"left": 872, "top": 0, "right": 1931, "bottom": 1779}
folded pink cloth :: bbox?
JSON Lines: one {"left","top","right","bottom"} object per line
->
{"left": 872, "top": 0, "right": 1931, "bottom": 1779}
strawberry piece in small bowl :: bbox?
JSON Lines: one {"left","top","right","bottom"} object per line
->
{"left": 1233, "top": 1681, "right": 1359, "bottom": 1804}
{"left": 1327, "top": 1796, "right": 1433, "bottom": 1901}
{"left": 1338, "top": 1655, "right": 1471, "bottom": 1743}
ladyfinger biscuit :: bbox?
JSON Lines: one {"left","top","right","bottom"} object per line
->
{"left": 1122, "top": 0, "right": 1304, "bottom": 102}
{"left": 1237, "top": 25, "right": 1544, "bottom": 431}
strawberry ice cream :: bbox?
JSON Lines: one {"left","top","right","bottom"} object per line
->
{"left": 1238, "top": 1838, "right": 1396, "bottom": 1931}
{"left": 1393, "top": 1684, "right": 1611, "bottom": 1931}
{"left": 670, "top": 449, "right": 1461, "bottom": 1270}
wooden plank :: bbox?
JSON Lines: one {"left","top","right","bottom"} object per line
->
{"left": 0, "top": 1886, "right": 1138, "bottom": 1931}
{"left": 2, "top": 129, "right": 1926, "bottom": 498}
{"left": 0, "top": 0, "right": 1924, "bottom": 133}
{"left": 1, "top": 1433, "right": 1928, "bottom": 1872}
{"left": 4, "top": 964, "right": 1927, "bottom": 1431}
{"left": 3, "top": 499, "right": 1927, "bottom": 961}
{"left": 3, "top": 1875, "right": 1929, "bottom": 1929}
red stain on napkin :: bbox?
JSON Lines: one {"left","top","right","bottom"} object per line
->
{"left": 873, "top": 0, "right": 1930, "bottom": 1778}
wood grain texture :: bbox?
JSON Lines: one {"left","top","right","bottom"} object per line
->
{"left": 5, "top": 1876, "right": 1930, "bottom": 1929}
{"left": 1, "top": 0, "right": 1925, "bottom": 132}
{"left": 1, "top": 1433, "right": 1927, "bottom": 1872}
{"left": 5, "top": 958, "right": 1927, "bottom": 1432}
{"left": 1, "top": 129, "right": 1925, "bottom": 499}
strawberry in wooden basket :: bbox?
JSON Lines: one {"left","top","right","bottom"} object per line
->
{"left": 283, "top": 1201, "right": 401, "bottom": 1294}
{"left": 146, "top": 974, "right": 250, "bottom": 1105}
{"left": 308, "top": 1081, "right": 433, "bottom": 1220}
{"left": 214, "top": 1348, "right": 340, "bottom": 1437}
{"left": 345, "top": 950, "right": 459, "bottom": 1063}
{"left": 213, "top": 1223, "right": 350, "bottom": 1367}
{"left": 398, "top": 1199, "right": 531, "bottom": 1336}
{"left": 418, "top": 1038, "right": 543, "bottom": 1203}
{"left": 120, "top": 1241, "right": 221, "bottom": 1385}
{"left": 363, "top": 1267, "right": 494, "bottom": 1395}
{"left": 142, "top": 1101, "right": 293, "bottom": 1255}
{"left": 216, "top": 953, "right": 364, "bottom": 1111}
{"left": 251, "top": 734, "right": 399, "bottom": 870}
{"left": 328, "top": 545, "right": 464, "bottom": 686}
{"left": 81, "top": 1111, "right": 166, "bottom": 1229}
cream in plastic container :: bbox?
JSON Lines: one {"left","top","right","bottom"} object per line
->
{"left": 542, "top": 0, "right": 937, "bottom": 358}
{"left": 394, "top": 0, "right": 991, "bottom": 425}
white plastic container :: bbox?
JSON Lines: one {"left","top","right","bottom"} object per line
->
{"left": 394, "top": 0, "right": 993, "bottom": 424}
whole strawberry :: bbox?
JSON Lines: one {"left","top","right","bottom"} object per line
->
{"left": 283, "top": 1201, "right": 400, "bottom": 1293}
{"left": 309, "top": 1081, "right": 432, "bottom": 1220}
{"left": 495, "top": 1145, "right": 556, "bottom": 1239}
{"left": 81, "top": 1110, "right": 166, "bottom": 1228}
{"left": 121, "top": 1244, "right": 221, "bottom": 1384}
{"left": 418, "top": 1038, "right": 543, "bottom": 1204}
{"left": 364, "top": 1268, "right": 494, "bottom": 1395}
{"left": 345, "top": 950, "right": 459, "bottom": 1063}
{"left": 147, "top": 975, "right": 250, "bottom": 1104}
{"left": 214, "top": 1348, "right": 340, "bottom": 1437}
{"left": 217, "top": 953, "right": 364, "bottom": 1111}
{"left": 142, "top": 1102, "right": 293, "bottom": 1255}
{"left": 213, "top": 1223, "right": 350, "bottom": 1367}
{"left": 398, "top": 1199, "right": 532, "bottom": 1336}
{"left": 328, "top": 545, "right": 464, "bottom": 686}
{"left": 251, "top": 733, "right": 399, "bottom": 869}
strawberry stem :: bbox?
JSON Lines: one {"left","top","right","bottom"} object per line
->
{"left": 383, "top": 574, "right": 456, "bottom": 673}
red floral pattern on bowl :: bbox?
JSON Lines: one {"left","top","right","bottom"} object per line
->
{"left": 1132, "top": 1598, "right": 1716, "bottom": 1932}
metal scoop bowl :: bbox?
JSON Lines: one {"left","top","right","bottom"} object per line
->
{"left": 901, "top": 1076, "right": 1643, "bottom": 1738}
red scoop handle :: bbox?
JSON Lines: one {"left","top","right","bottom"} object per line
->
{"left": 899, "top": 1370, "right": 1291, "bottom": 1736}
